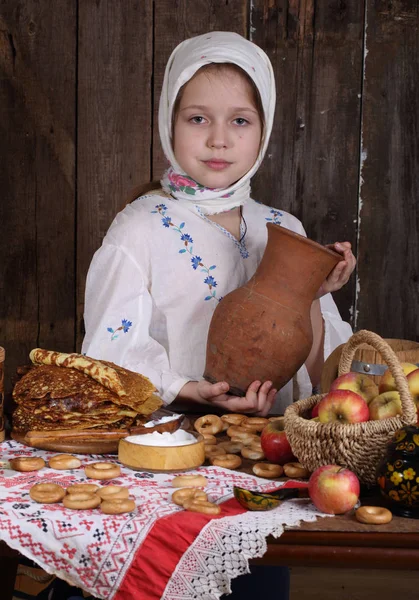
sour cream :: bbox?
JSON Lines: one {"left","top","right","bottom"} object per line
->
{"left": 125, "top": 429, "right": 196, "bottom": 447}
{"left": 143, "top": 414, "right": 181, "bottom": 428}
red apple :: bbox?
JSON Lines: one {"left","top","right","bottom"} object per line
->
{"left": 330, "top": 372, "right": 378, "bottom": 405}
{"left": 318, "top": 389, "right": 369, "bottom": 424}
{"left": 379, "top": 362, "right": 418, "bottom": 394}
{"left": 368, "top": 391, "right": 402, "bottom": 420}
{"left": 311, "top": 403, "right": 320, "bottom": 418}
{"left": 308, "top": 464, "right": 360, "bottom": 514}
{"left": 260, "top": 421, "right": 297, "bottom": 465}
{"left": 406, "top": 368, "right": 419, "bottom": 422}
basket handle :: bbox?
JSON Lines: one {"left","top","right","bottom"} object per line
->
{"left": 338, "top": 330, "right": 417, "bottom": 425}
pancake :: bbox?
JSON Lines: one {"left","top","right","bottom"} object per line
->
{"left": 12, "top": 349, "right": 162, "bottom": 435}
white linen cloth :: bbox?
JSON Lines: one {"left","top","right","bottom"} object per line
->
{"left": 82, "top": 193, "right": 352, "bottom": 410}
{"left": 159, "top": 31, "right": 276, "bottom": 215}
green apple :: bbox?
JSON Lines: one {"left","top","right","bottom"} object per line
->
{"left": 368, "top": 391, "right": 402, "bottom": 420}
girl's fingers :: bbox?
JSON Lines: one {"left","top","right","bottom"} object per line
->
{"left": 199, "top": 380, "right": 229, "bottom": 399}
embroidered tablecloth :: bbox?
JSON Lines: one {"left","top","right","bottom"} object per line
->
{"left": 0, "top": 440, "right": 329, "bottom": 599}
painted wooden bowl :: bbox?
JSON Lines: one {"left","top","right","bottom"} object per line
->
{"left": 377, "top": 425, "right": 419, "bottom": 518}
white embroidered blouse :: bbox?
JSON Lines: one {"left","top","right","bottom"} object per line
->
{"left": 82, "top": 194, "right": 353, "bottom": 413}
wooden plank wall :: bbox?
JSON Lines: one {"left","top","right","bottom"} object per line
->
{"left": 1, "top": 0, "right": 418, "bottom": 391}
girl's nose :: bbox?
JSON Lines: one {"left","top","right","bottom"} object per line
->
{"left": 207, "top": 124, "right": 230, "bottom": 149}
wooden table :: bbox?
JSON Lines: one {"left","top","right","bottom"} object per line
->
{"left": 2, "top": 416, "right": 419, "bottom": 598}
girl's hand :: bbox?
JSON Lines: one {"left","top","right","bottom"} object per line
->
{"left": 196, "top": 379, "right": 277, "bottom": 417}
{"left": 316, "top": 241, "right": 356, "bottom": 298}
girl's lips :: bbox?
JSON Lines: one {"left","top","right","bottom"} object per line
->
{"left": 203, "top": 160, "right": 231, "bottom": 171}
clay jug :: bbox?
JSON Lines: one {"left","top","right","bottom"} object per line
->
{"left": 203, "top": 223, "right": 342, "bottom": 396}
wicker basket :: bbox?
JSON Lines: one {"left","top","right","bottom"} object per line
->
{"left": 284, "top": 330, "right": 418, "bottom": 486}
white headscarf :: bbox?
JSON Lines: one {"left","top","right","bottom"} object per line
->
{"left": 158, "top": 31, "right": 276, "bottom": 215}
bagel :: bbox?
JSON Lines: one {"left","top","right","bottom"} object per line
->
{"left": 211, "top": 454, "right": 242, "bottom": 470}
{"left": 220, "top": 413, "right": 246, "bottom": 426}
{"left": 172, "top": 488, "right": 208, "bottom": 507}
{"left": 10, "top": 457, "right": 45, "bottom": 472}
{"left": 183, "top": 498, "right": 221, "bottom": 515}
{"left": 49, "top": 454, "right": 82, "bottom": 470}
{"left": 283, "top": 462, "right": 310, "bottom": 479}
{"left": 67, "top": 483, "right": 100, "bottom": 495}
{"left": 194, "top": 414, "right": 223, "bottom": 435}
{"left": 63, "top": 492, "right": 101, "bottom": 510}
{"left": 241, "top": 446, "right": 265, "bottom": 461}
{"left": 171, "top": 474, "right": 208, "bottom": 488}
{"left": 29, "top": 482, "right": 66, "bottom": 504}
{"left": 100, "top": 498, "right": 136, "bottom": 514}
{"left": 96, "top": 486, "right": 130, "bottom": 500}
{"left": 240, "top": 417, "right": 269, "bottom": 432}
{"left": 84, "top": 462, "right": 121, "bottom": 480}
{"left": 252, "top": 463, "right": 283, "bottom": 478}
{"left": 355, "top": 506, "right": 393, "bottom": 525}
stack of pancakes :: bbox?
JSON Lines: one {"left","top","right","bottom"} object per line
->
{"left": 12, "top": 349, "right": 162, "bottom": 433}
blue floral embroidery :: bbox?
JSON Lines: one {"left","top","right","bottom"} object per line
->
{"left": 107, "top": 319, "right": 133, "bottom": 341}
{"left": 151, "top": 204, "right": 220, "bottom": 302}
{"left": 266, "top": 209, "right": 283, "bottom": 225}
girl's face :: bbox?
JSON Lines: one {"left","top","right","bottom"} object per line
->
{"left": 173, "top": 68, "right": 262, "bottom": 189}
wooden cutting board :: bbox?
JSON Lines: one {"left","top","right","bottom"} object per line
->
{"left": 11, "top": 409, "right": 190, "bottom": 454}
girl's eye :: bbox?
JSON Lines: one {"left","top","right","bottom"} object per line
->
{"left": 234, "top": 118, "right": 249, "bottom": 126}
{"left": 190, "top": 116, "right": 206, "bottom": 124}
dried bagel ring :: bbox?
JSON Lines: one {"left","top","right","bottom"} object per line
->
{"left": 183, "top": 498, "right": 221, "bottom": 515}
{"left": 172, "top": 488, "right": 208, "bottom": 507}
{"left": 29, "top": 482, "right": 66, "bottom": 504}
{"left": 232, "top": 435, "right": 259, "bottom": 448}
{"left": 171, "top": 474, "right": 208, "bottom": 488}
{"left": 10, "top": 457, "right": 45, "bottom": 472}
{"left": 202, "top": 433, "right": 217, "bottom": 445}
{"left": 49, "top": 454, "right": 82, "bottom": 470}
{"left": 218, "top": 441, "right": 243, "bottom": 454}
{"left": 252, "top": 463, "right": 283, "bottom": 478}
{"left": 63, "top": 492, "right": 101, "bottom": 510}
{"left": 241, "top": 417, "right": 269, "bottom": 432}
{"left": 283, "top": 462, "right": 310, "bottom": 479}
{"left": 204, "top": 445, "right": 226, "bottom": 459}
{"left": 100, "top": 498, "right": 136, "bottom": 515}
{"left": 241, "top": 446, "right": 265, "bottom": 461}
{"left": 84, "top": 462, "right": 121, "bottom": 480}
{"left": 211, "top": 454, "right": 242, "bottom": 470}
{"left": 194, "top": 414, "right": 223, "bottom": 435}
{"left": 67, "top": 483, "right": 100, "bottom": 495}
{"left": 221, "top": 413, "right": 246, "bottom": 426}
{"left": 355, "top": 506, "right": 393, "bottom": 525}
{"left": 96, "top": 486, "right": 130, "bottom": 500}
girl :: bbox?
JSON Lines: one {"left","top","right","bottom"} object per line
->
{"left": 82, "top": 31, "right": 355, "bottom": 417}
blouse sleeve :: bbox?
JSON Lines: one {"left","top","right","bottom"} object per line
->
{"left": 81, "top": 242, "right": 189, "bottom": 405}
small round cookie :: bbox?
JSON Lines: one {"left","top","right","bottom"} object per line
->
{"left": 49, "top": 454, "right": 82, "bottom": 470}
{"left": 10, "top": 457, "right": 45, "bottom": 472}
